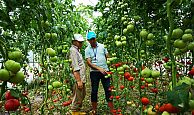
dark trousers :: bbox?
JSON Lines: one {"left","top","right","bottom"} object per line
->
{"left": 90, "top": 71, "right": 112, "bottom": 102}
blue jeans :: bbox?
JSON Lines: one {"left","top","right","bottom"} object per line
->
{"left": 90, "top": 71, "right": 112, "bottom": 102}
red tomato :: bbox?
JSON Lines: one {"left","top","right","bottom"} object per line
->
{"left": 165, "top": 103, "right": 179, "bottom": 113}
{"left": 4, "top": 99, "right": 20, "bottom": 111}
{"left": 62, "top": 100, "right": 72, "bottom": 107}
{"left": 67, "top": 100, "right": 72, "bottom": 104}
{"left": 24, "top": 107, "right": 30, "bottom": 112}
{"left": 159, "top": 103, "right": 179, "bottom": 113}
{"left": 106, "top": 71, "right": 113, "bottom": 74}
{"left": 115, "top": 96, "right": 120, "bottom": 100}
{"left": 155, "top": 104, "right": 159, "bottom": 111}
{"left": 109, "top": 95, "right": 114, "bottom": 99}
{"left": 117, "top": 108, "right": 122, "bottom": 112}
{"left": 163, "top": 57, "right": 169, "bottom": 62}
{"left": 141, "top": 97, "right": 149, "bottom": 105}
{"left": 124, "top": 72, "right": 131, "bottom": 79}
{"left": 141, "top": 85, "right": 145, "bottom": 89}
{"left": 5, "top": 91, "right": 15, "bottom": 100}
{"left": 157, "top": 60, "right": 163, "bottom": 64}
{"left": 141, "top": 77, "right": 145, "bottom": 81}
{"left": 151, "top": 88, "right": 158, "bottom": 93}
{"left": 112, "top": 109, "right": 117, "bottom": 113}
{"left": 189, "top": 70, "right": 194, "bottom": 76}
{"left": 115, "top": 63, "right": 122, "bottom": 68}
{"left": 130, "top": 86, "right": 135, "bottom": 89}
{"left": 53, "top": 99, "right": 58, "bottom": 102}
{"left": 192, "top": 110, "right": 194, "bottom": 115}
{"left": 159, "top": 104, "right": 166, "bottom": 112}
{"left": 120, "top": 85, "right": 125, "bottom": 90}
{"left": 187, "top": 61, "right": 192, "bottom": 65}
{"left": 110, "top": 86, "right": 115, "bottom": 89}
{"left": 128, "top": 77, "right": 134, "bottom": 81}
{"left": 142, "top": 65, "right": 145, "bottom": 70}
{"left": 133, "top": 68, "right": 138, "bottom": 72}
{"left": 145, "top": 83, "right": 149, "bottom": 87}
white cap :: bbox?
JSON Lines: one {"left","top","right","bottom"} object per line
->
{"left": 72, "top": 34, "right": 84, "bottom": 42}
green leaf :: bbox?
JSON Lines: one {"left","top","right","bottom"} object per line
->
{"left": 20, "top": 97, "right": 29, "bottom": 105}
{"left": 173, "top": 82, "right": 190, "bottom": 91}
{"left": 166, "top": 83, "right": 190, "bottom": 107}
{"left": 10, "top": 89, "right": 20, "bottom": 98}
{"left": 0, "top": 45, "right": 5, "bottom": 60}
{"left": 0, "top": 9, "right": 8, "bottom": 21}
{"left": 166, "top": 91, "right": 182, "bottom": 106}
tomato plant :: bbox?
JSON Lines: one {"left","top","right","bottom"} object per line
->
{"left": 0, "top": 0, "right": 193, "bottom": 114}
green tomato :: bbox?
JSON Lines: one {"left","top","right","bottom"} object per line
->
{"left": 127, "top": 24, "right": 134, "bottom": 32}
{"left": 46, "top": 48, "right": 56, "bottom": 57}
{"left": 133, "top": 15, "right": 141, "bottom": 22}
{"left": 146, "top": 40, "right": 154, "bottom": 46}
{"left": 50, "top": 56, "right": 58, "bottom": 62}
{"left": 115, "top": 41, "right": 122, "bottom": 47}
{"left": 9, "top": 71, "right": 25, "bottom": 84}
{"left": 141, "top": 68, "right": 151, "bottom": 78}
{"left": 151, "top": 70, "right": 160, "bottom": 78}
{"left": 5, "top": 60, "right": 21, "bottom": 73}
{"left": 52, "top": 81, "right": 62, "bottom": 88}
{"left": 188, "top": 42, "right": 194, "bottom": 51}
{"left": 66, "top": 88, "right": 71, "bottom": 92}
{"left": 121, "top": 36, "right": 126, "bottom": 41}
{"left": 0, "top": 69, "right": 10, "bottom": 81}
{"left": 48, "top": 85, "right": 53, "bottom": 90}
{"left": 117, "top": 67, "right": 124, "bottom": 71}
{"left": 51, "top": 33, "right": 58, "bottom": 39}
{"left": 185, "top": 29, "right": 193, "bottom": 34}
{"left": 122, "top": 41, "right": 127, "bottom": 45}
{"left": 147, "top": 106, "right": 157, "bottom": 115}
{"left": 147, "top": 33, "right": 154, "bottom": 39}
{"left": 162, "top": 111, "right": 170, "bottom": 115}
{"left": 145, "top": 78, "right": 154, "bottom": 83}
{"left": 104, "top": 75, "right": 109, "bottom": 78}
{"left": 114, "top": 35, "right": 120, "bottom": 40}
{"left": 123, "top": 28, "right": 128, "bottom": 35}
{"left": 140, "top": 29, "right": 148, "bottom": 39}
{"left": 189, "top": 99, "right": 194, "bottom": 109}
{"left": 45, "top": 33, "right": 51, "bottom": 39}
{"left": 107, "top": 60, "right": 111, "bottom": 65}
{"left": 182, "top": 34, "right": 193, "bottom": 42}
{"left": 172, "top": 28, "right": 183, "bottom": 39}
{"left": 173, "top": 39, "right": 186, "bottom": 49}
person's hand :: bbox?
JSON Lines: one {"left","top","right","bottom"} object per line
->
{"left": 98, "top": 68, "right": 107, "bottom": 75}
{"left": 77, "top": 81, "right": 83, "bottom": 89}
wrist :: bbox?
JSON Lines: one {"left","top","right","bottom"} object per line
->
{"left": 77, "top": 80, "right": 81, "bottom": 83}
{"left": 97, "top": 67, "right": 102, "bottom": 70}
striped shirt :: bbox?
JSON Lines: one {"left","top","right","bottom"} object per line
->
{"left": 69, "top": 45, "right": 86, "bottom": 83}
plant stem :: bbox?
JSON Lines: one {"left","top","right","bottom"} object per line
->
{"left": 167, "top": 0, "right": 176, "bottom": 88}
{"left": 0, "top": 81, "right": 7, "bottom": 100}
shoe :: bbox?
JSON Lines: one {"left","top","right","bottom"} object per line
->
{"left": 89, "top": 110, "right": 97, "bottom": 115}
{"left": 71, "top": 111, "right": 86, "bottom": 115}
{"left": 79, "top": 112, "right": 86, "bottom": 115}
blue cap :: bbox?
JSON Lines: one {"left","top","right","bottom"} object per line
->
{"left": 87, "top": 31, "right": 96, "bottom": 40}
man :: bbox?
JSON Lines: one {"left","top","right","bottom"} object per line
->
{"left": 69, "top": 34, "right": 86, "bottom": 115}
{"left": 85, "top": 31, "right": 114, "bottom": 114}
